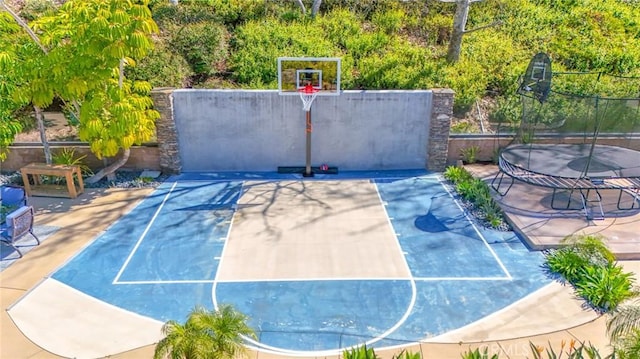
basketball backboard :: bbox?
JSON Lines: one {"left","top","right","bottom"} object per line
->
{"left": 518, "top": 52, "right": 552, "bottom": 103}
{"left": 277, "top": 57, "right": 341, "bottom": 96}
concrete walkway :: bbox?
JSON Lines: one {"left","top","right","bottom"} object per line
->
{"left": 1, "top": 182, "right": 636, "bottom": 359}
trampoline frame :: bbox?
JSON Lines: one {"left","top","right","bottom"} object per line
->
{"left": 491, "top": 149, "right": 640, "bottom": 220}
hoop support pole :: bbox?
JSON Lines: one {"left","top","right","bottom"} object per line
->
{"left": 304, "top": 110, "right": 313, "bottom": 177}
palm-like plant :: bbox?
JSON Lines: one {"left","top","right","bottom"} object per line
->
{"left": 608, "top": 298, "right": 640, "bottom": 358}
{"left": 154, "top": 304, "right": 256, "bottom": 359}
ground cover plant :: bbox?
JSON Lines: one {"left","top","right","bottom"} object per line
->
{"left": 443, "top": 165, "right": 507, "bottom": 229}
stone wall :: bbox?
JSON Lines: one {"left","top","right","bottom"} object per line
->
{"left": 427, "top": 89, "right": 455, "bottom": 171}
{"left": 151, "top": 88, "right": 181, "bottom": 174}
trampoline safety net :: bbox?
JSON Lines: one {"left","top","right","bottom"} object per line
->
{"left": 492, "top": 56, "right": 640, "bottom": 220}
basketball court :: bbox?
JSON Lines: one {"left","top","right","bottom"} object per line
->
{"left": 7, "top": 171, "right": 553, "bottom": 357}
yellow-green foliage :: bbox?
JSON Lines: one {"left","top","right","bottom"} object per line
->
{"left": 144, "top": 0, "right": 640, "bottom": 101}
{"left": 167, "top": 22, "right": 228, "bottom": 75}
{"left": 126, "top": 40, "right": 193, "bottom": 88}
{"left": 4, "top": 0, "right": 640, "bottom": 150}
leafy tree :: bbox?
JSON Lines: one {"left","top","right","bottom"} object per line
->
{"left": 0, "top": 0, "right": 56, "bottom": 163}
{"left": 0, "top": 11, "right": 27, "bottom": 160}
{"left": 0, "top": 0, "right": 159, "bottom": 183}
{"left": 154, "top": 304, "right": 256, "bottom": 359}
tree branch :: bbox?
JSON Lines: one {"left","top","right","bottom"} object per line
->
{"left": 0, "top": 1, "right": 47, "bottom": 53}
{"left": 294, "top": 0, "right": 306, "bottom": 14}
{"left": 464, "top": 20, "right": 502, "bottom": 34}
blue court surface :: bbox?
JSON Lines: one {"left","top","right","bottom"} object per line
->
{"left": 51, "top": 170, "right": 550, "bottom": 354}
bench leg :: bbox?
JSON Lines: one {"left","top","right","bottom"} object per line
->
{"left": 75, "top": 167, "right": 85, "bottom": 195}
{"left": 21, "top": 172, "right": 33, "bottom": 197}
{"left": 65, "top": 172, "right": 78, "bottom": 198}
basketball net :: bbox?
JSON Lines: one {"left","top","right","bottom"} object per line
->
{"left": 299, "top": 84, "right": 319, "bottom": 112}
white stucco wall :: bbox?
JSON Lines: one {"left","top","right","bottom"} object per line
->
{"left": 173, "top": 90, "right": 432, "bottom": 172}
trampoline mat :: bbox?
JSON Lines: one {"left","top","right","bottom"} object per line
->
{"left": 501, "top": 144, "right": 640, "bottom": 178}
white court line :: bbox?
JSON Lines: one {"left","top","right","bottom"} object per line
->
{"left": 413, "top": 276, "right": 511, "bottom": 281}
{"left": 116, "top": 279, "right": 217, "bottom": 285}
{"left": 438, "top": 176, "right": 513, "bottom": 280}
{"left": 112, "top": 181, "right": 178, "bottom": 284}
{"left": 115, "top": 275, "right": 512, "bottom": 285}
{"left": 210, "top": 180, "right": 245, "bottom": 308}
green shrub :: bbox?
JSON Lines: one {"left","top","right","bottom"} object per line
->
{"left": 19, "top": 0, "right": 58, "bottom": 21}
{"left": 168, "top": 22, "right": 228, "bottom": 76}
{"left": 460, "top": 146, "right": 479, "bottom": 164}
{"left": 612, "top": 329, "right": 640, "bottom": 359}
{"left": 11, "top": 107, "right": 34, "bottom": 133}
{"left": 461, "top": 347, "right": 499, "bottom": 359}
{"left": 545, "top": 234, "right": 637, "bottom": 312}
{"left": 562, "top": 234, "right": 615, "bottom": 266}
{"left": 546, "top": 248, "right": 592, "bottom": 284}
{"left": 392, "top": 349, "right": 421, "bottom": 359}
{"left": 488, "top": 95, "right": 520, "bottom": 130}
{"left": 204, "top": 0, "right": 272, "bottom": 26}
{"left": 151, "top": 0, "right": 271, "bottom": 27}
{"left": 357, "top": 40, "right": 441, "bottom": 89}
{"left": 52, "top": 147, "right": 93, "bottom": 177}
{"left": 456, "top": 178, "right": 486, "bottom": 202}
{"left": 545, "top": 234, "right": 614, "bottom": 283}
{"left": 127, "top": 41, "right": 193, "bottom": 88}
{"left": 316, "top": 8, "right": 363, "bottom": 49}
{"left": 442, "top": 59, "right": 490, "bottom": 114}
{"left": 230, "top": 19, "right": 339, "bottom": 87}
{"left": 443, "top": 165, "right": 473, "bottom": 183}
{"left": 450, "top": 121, "right": 475, "bottom": 134}
{"left": 443, "top": 165, "right": 506, "bottom": 229}
{"left": 575, "top": 263, "right": 636, "bottom": 312}
{"left": 320, "top": 0, "right": 399, "bottom": 20}
{"left": 342, "top": 345, "right": 420, "bottom": 359}
{"left": 343, "top": 345, "right": 379, "bottom": 359}
{"left": 371, "top": 8, "right": 407, "bottom": 35}
{"left": 416, "top": 13, "right": 452, "bottom": 46}
{"left": 142, "top": 0, "right": 640, "bottom": 106}
{"left": 463, "top": 340, "right": 609, "bottom": 358}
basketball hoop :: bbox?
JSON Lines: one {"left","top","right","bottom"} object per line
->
{"left": 299, "top": 84, "right": 319, "bottom": 112}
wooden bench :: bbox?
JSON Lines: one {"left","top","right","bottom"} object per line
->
{"left": 20, "top": 163, "right": 84, "bottom": 199}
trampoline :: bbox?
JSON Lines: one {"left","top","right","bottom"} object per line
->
{"left": 492, "top": 143, "right": 640, "bottom": 219}
{"left": 490, "top": 53, "right": 640, "bottom": 220}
